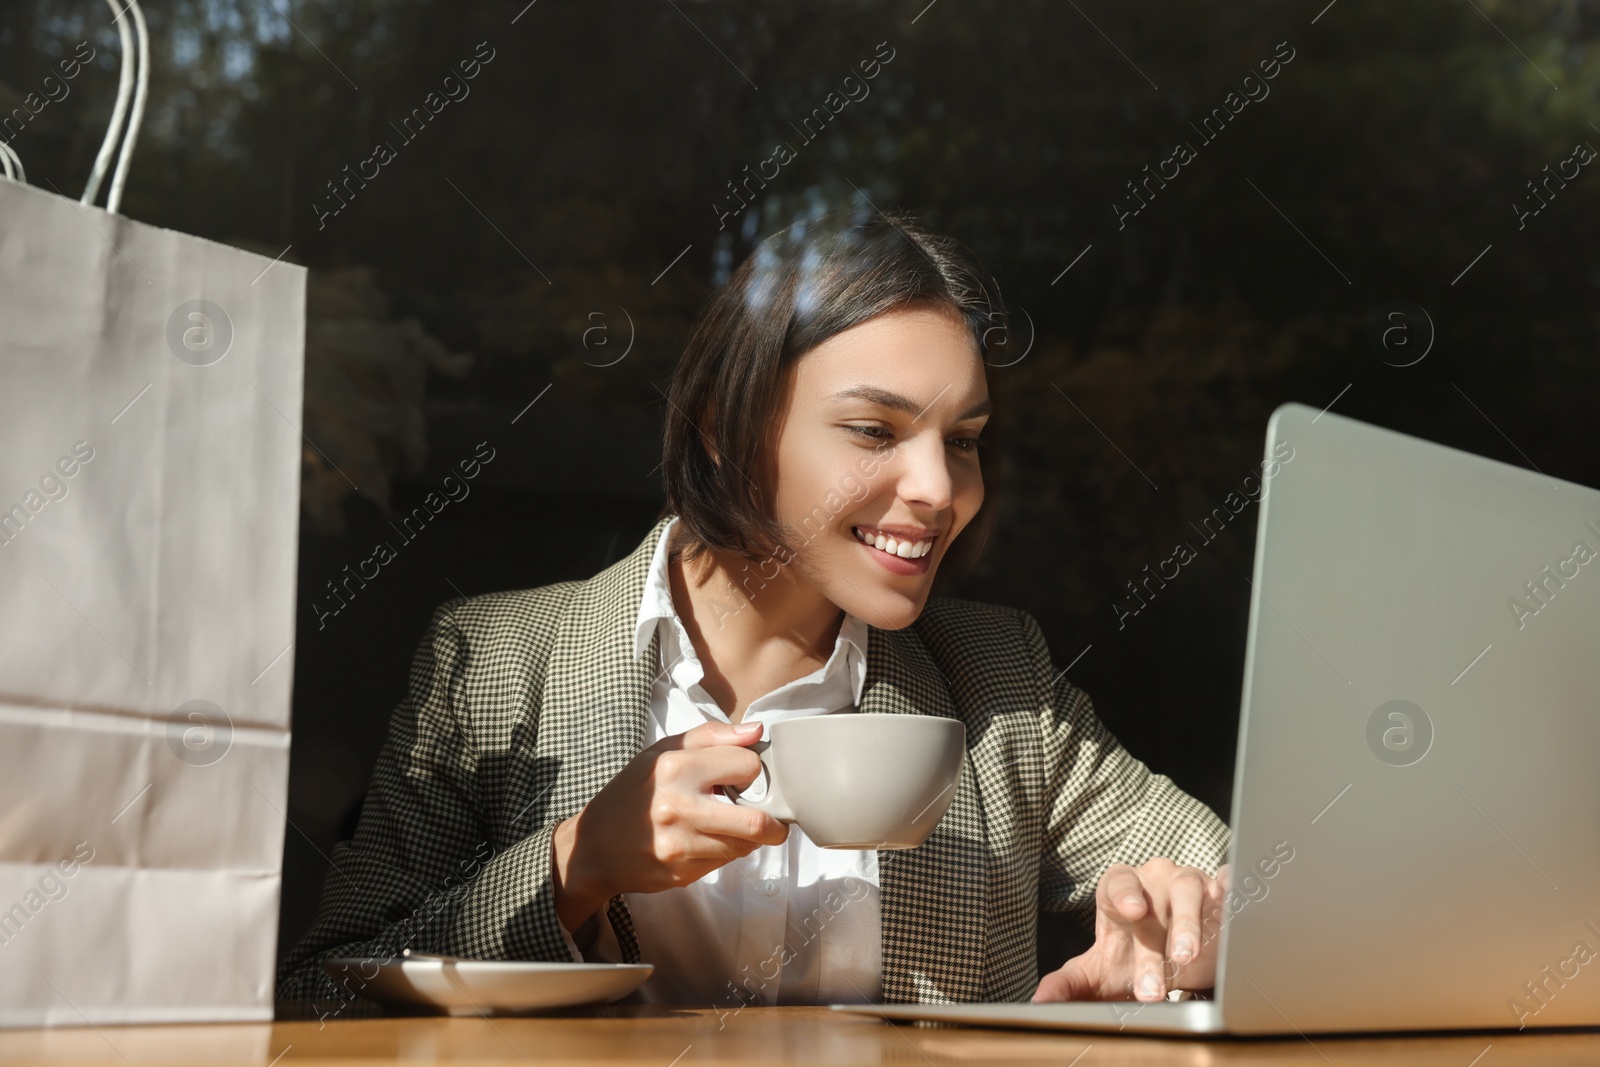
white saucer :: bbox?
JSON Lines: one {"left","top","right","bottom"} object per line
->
{"left": 322, "top": 957, "right": 654, "bottom": 1016}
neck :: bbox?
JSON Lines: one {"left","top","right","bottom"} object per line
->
{"left": 668, "top": 540, "right": 845, "bottom": 675}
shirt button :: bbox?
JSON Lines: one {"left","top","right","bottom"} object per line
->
{"left": 762, "top": 879, "right": 778, "bottom": 896}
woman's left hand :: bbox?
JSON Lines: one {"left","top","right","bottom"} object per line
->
{"left": 1032, "top": 858, "right": 1230, "bottom": 1002}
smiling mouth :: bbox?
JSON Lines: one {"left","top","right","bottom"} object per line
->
{"left": 851, "top": 526, "right": 936, "bottom": 560}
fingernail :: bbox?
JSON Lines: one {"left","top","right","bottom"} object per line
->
{"left": 1173, "top": 937, "right": 1195, "bottom": 961}
{"left": 734, "top": 722, "right": 761, "bottom": 733}
{"left": 1122, "top": 895, "right": 1142, "bottom": 910}
{"left": 1137, "top": 973, "right": 1161, "bottom": 998}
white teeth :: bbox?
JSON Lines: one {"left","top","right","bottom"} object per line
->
{"left": 853, "top": 526, "right": 933, "bottom": 559}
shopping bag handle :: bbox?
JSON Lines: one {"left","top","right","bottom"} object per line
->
{"left": 0, "top": 140, "right": 23, "bottom": 184}
{"left": 80, "top": 0, "right": 148, "bottom": 215}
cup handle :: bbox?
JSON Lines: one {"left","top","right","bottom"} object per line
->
{"left": 724, "top": 740, "right": 795, "bottom": 823}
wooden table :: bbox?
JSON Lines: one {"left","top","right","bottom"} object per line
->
{"left": 1, "top": 1004, "right": 1597, "bottom": 1065}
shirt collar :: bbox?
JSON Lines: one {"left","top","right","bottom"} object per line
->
{"left": 632, "top": 516, "right": 869, "bottom": 701}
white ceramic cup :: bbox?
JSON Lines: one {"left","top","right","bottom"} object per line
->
{"left": 725, "top": 713, "right": 966, "bottom": 849}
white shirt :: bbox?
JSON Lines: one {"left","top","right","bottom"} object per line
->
{"left": 559, "top": 517, "right": 882, "bottom": 1007}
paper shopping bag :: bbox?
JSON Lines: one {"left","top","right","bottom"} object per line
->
{"left": 0, "top": 176, "right": 306, "bottom": 1026}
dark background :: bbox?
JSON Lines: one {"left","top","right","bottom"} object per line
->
{"left": 5, "top": 0, "right": 1597, "bottom": 976}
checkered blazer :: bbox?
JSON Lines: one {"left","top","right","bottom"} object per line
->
{"left": 277, "top": 514, "right": 1230, "bottom": 1004}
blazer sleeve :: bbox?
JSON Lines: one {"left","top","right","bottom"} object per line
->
{"left": 275, "top": 599, "right": 578, "bottom": 1001}
{"left": 1019, "top": 612, "right": 1231, "bottom": 924}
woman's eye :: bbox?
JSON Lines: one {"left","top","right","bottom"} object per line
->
{"left": 846, "top": 425, "right": 983, "bottom": 452}
{"left": 845, "top": 425, "right": 890, "bottom": 441}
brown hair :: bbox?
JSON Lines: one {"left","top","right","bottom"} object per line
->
{"left": 657, "top": 208, "right": 1008, "bottom": 591}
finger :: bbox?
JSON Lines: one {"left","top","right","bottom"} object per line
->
{"left": 665, "top": 791, "right": 789, "bottom": 847}
{"left": 1129, "top": 921, "right": 1171, "bottom": 1002}
{"left": 1163, "top": 868, "right": 1207, "bottom": 973}
{"left": 1215, "top": 862, "right": 1231, "bottom": 896}
{"left": 1107, "top": 862, "right": 1175, "bottom": 1001}
{"left": 1198, "top": 870, "right": 1228, "bottom": 955}
{"left": 652, "top": 833, "right": 767, "bottom": 889}
{"left": 670, "top": 745, "right": 765, "bottom": 792}
{"left": 670, "top": 720, "right": 766, "bottom": 752}
{"left": 681, "top": 831, "right": 769, "bottom": 863}
{"left": 1096, "top": 864, "right": 1150, "bottom": 924}
{"left": 1032, "top": 954, "right": 1096, "bottom": 1003}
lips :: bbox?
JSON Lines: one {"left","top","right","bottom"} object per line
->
{"left": 850, "top": 525, "right": 936, "bottom": 559}
{"left": 851, "top": 525, "right": 934, "bottom": 575}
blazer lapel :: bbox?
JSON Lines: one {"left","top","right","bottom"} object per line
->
{"left": 532, "top": 515, "right": 673, "bottom": 964}
{"left": 862, "top": 625, "right": 988, "bottom": 1003}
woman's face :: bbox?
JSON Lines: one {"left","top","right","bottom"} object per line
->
{"left": 764, "top": 302, "right": 991, "bottom": 630}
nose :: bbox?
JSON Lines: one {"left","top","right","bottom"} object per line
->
{"left": 893, "top": 431, "right": 956, "bottom": 512}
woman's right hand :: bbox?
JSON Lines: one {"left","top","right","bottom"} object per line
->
{"left": 550, "top": 719, "right": 790, "bottom": 931}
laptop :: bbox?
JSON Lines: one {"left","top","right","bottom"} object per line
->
{"left": 833, "top": 401, "right": 1600, "bottom": 1036}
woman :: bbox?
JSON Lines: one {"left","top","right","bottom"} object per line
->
{"left": 277, "top": 211, "right": 1231, "bottom": 1009}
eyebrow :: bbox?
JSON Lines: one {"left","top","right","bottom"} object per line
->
{"left": 828, "top": 385, "right": 992, "bottom": 422}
